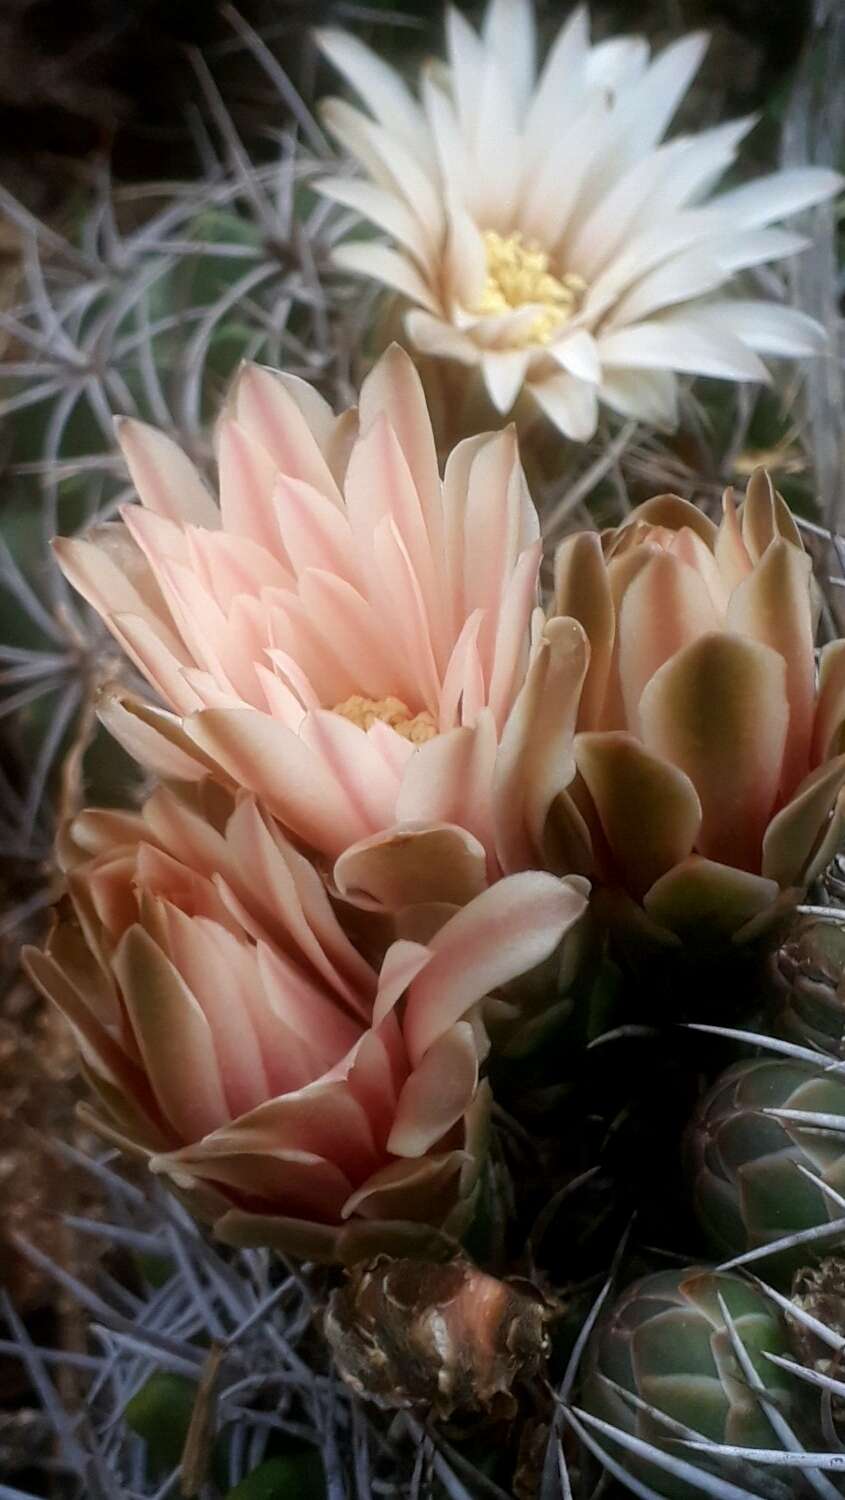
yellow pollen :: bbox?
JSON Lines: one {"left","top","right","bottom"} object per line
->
{"left": 474, "top": 230, "right": 586, "bottom": 347}
{"left": 332, "top": 694, "right": 438, "bottom": 745}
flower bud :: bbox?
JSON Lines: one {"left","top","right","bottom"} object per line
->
{"left": 773, "top": 915, "right": 845, "bottom": 1057}
{"left": 325, "top": 1256, "right": 550, "bottom": 1419}
{"left": 554, "top": 473, "right": 845, "bottom": 951}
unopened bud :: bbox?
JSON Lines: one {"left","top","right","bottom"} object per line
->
{"left": 774, "top": 916, "right": 845, "bottom": 1057}
{"left": 789, "top": 1256, "right": 845, "bottom": 1429}
{"left": 324, "top": 1257, "right": 550, "bottom": 1419}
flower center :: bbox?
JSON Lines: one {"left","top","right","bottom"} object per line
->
{"left": 474, "top": 231, "right": 586, "bottom": 346}
{"left": 333, "top": 695, "right": 438, "bottom": 744}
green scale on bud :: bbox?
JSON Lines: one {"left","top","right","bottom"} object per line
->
{"left": 686, "top": 1058, "right": 845, "bottom": 1282}
{"left": 581, "top": 1267, "right": 802, "bottom": 1499}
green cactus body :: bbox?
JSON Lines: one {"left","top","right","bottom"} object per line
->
{"left": 582, "top": 1267, "right": 801, "bottom": 1499}
{"left": 687, "top": 1058, "right": 845, "bottom": 1281}
{"left": 224, "top": 1453, "right": 326, "bottom": 1500}
{"left": 774, "top": 917, "right": 845, "bottom": 1056}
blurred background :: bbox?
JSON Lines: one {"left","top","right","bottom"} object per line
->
{"left": 0, "top": 0, "right": 841, "bottom": 1493}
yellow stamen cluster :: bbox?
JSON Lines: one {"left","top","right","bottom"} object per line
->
{"left": 474, "top": 231, "right": 586, "bottom": 346}
{"left": 333, "top": 695, "right": 438, "bottom": 744}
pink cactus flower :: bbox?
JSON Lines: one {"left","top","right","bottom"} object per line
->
{"left": 554, "top": 471, "right": 845, "bottom": 945}
{"left": 23, "top": 782, "right": 587, "bottom": 1260}
{"left": 55, "top": 345, "right": 589, "bottom": 912}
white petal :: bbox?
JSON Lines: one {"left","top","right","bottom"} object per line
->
{"left": 605, "top": 248, "right": 725, "bottom": 328}
{"left": 549, "top": 329, "right": 601, "bottom": 382}
{"left": 481, "top": 350, "right": 530, "bottom": 413}
{"left": 317, "top": 29, "right": 433, "bottom": 168}
{"left": 598, "top": 368, "right": 678, "bottom": 427}
{"left": 716, "top": 228, "right": 810, "bottom": 272}
{"left": 420, "top": 70, "right": 473, "bottom": 205}
{"left": 712, "top": 167, "right": 843, "bottom": 230}
{"left": 529, "top": 373, "right": 598, "bottom": 441}
{"left": 482, "top": 0, "right": 536, "bottom": 117}
{"left": 331, "top": 243, "right": 440, "bottom": 314}
{"left": 404, "top": 309, "right": 479, "bottom": 364}
{"left": 443, "top": 201, "right": 487, "bottom": 308}
{"left": 586, "top": 36, "right": 649, "bottom": 93}
{"left": 320, "top": 101, "right": 443, "bottom": 245}
{"left": 598, "top": 316, "right": 771, "bottom": 382}
{"left": 519, "top": 97, "right": 605, "bottom": 247}
{"left": 646, "top": 118, "right": 755, "bottom": 213}
{"left": 445, "top": 6, "right": 486, "bottom": 138}
{"left": 582, "top": 209, "right": 723, "bottom": 323}
{"left": 316, "top": 177, "right": 431, "bottom": 267}
{"left": 524, "top": 6, "right": 590, "bottom": 166}
{"left": 610, "top": 32, "right": 708, "bottom": 159}
{"left": 701, "top": 301, "right": 827, "bottom": 357}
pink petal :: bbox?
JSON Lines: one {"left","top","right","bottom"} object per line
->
{"left": 615, "top": 550, "right": 721, "bottom": 734}
{"left": 358, "top": 344, "right": 444, "bottom": 567}
{"left": 185, "top": 526, "right": 292, "bottom": 607}
{"left": 438, "top": 610, "right": 485, "bottom": 731}
{"left": 624, "top": 492, "right": 717, "bottom": 547}
{"left": 714, "top": 487, "right": 753, "bottom": 592}
{"left": 98, "top": 693, "right": 211, "bottom": 782}
{"left": 217, "top": 419, "right": 283, "bottom": 554}
{"left": 643, "top": 855, "right": 781, "bottom": 943}
{"left": 494, "top": 617, "right": 588, "bottom": 873}
{"left": 299, "top": 709, "right": 403, "bottom": 836}
{"left": 397, "top": 712, "right": 498, "bottom": 872}
{"left": 220, "top": 797, "right": 375, "bottom": 1012}
{"left": 340, "top": 1152, "right": 466, "bottom": 1224}
{"left": 266, "top": 589, "right": 358, "bottom": 705}
{"left": 442, "top": 434, "right": 493, "bottom": 637}
{"left": 116, "top": 418, "right": 220, "bottom": 528}
{"left": 638, "top": 631, "right": 788, "bottom": 872}
{"left": 486, "top": 541, "right": 543, "bottom": 730}
{"left": 183, "top": 707, "right": 379, "bottom": 856}
{"left": 575, "top": 731, "right": 701, "bottom": 899}
{"left": 554, "top": 530, "right": 615, "bottom": 731}
{"left": 761, "top": 753, "right": 845, "bottom": 889}
{"left": 372, "top": 516, "right": 441, "bottom": 713}
{"left": 739, "top": 467, "right": 802, "bottom": 562}
{"left": 726, "top": 538, "right": 815, "bottom": 796}
{"left": 255, "top": 941, "right": 362, "bottom": 1069}
{"left": 334, "top": 823, "right": 489, "bottom": 913}
{"left": 22, "top": 938, "right": 157, "bottom": 1120}
{"left": 232, "top": 364, "right": 342, "bottom": 504}
{"left": 52, "top": 533, "right": 186, "bottom": 657}
{"left": 345, "top": 1026, "right": 401, "bottom": 1150}
{"left": 372, "top": 939, "right": 434, "bottom": 1026}
{"left": 155, "top": 1140, "right": 352, "bottom": 1223}
{"left": 178, "top": 1077, "right": 379, "bottom": 1185}
{"left": 387, "top": 1022, "right": 478, "bottom": 1157}
{"left": 274, "top": 473, "right": 362, "bottom": 589}
{"left": 108, "top": 613, "right": 203, "bottom": 714}
{"left": 403, "top": 873, "right": 589, "bottom": 1064}
{"left": 159, "top": 909, "right": 270, "bottom": 1118}
{"left": 667, "top": 528, "right": 730, "bottom": 614}
{"left": 113, "top": 925, "right": 229, "bottom": 1140}
{"left": 813, "top": 640, "right": 845, "bottom": 765}
{"left": 462, "top": 428, "right": 526, "bottom": 668}
{"left": 295, "top": 569, "right": 418, "bottom": 704}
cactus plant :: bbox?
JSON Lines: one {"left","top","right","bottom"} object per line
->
{"left": 773, "top": 915, "right": 845, "bottom": 1057}
{"left": 686, "top": 1057, "right": 845, "bottom": 1282}
{"left": 580, "top": 1266, "right": 805, "bottom": 1499}
{"left": 5, "top": 3, "right": 845, "bottom": 1500}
